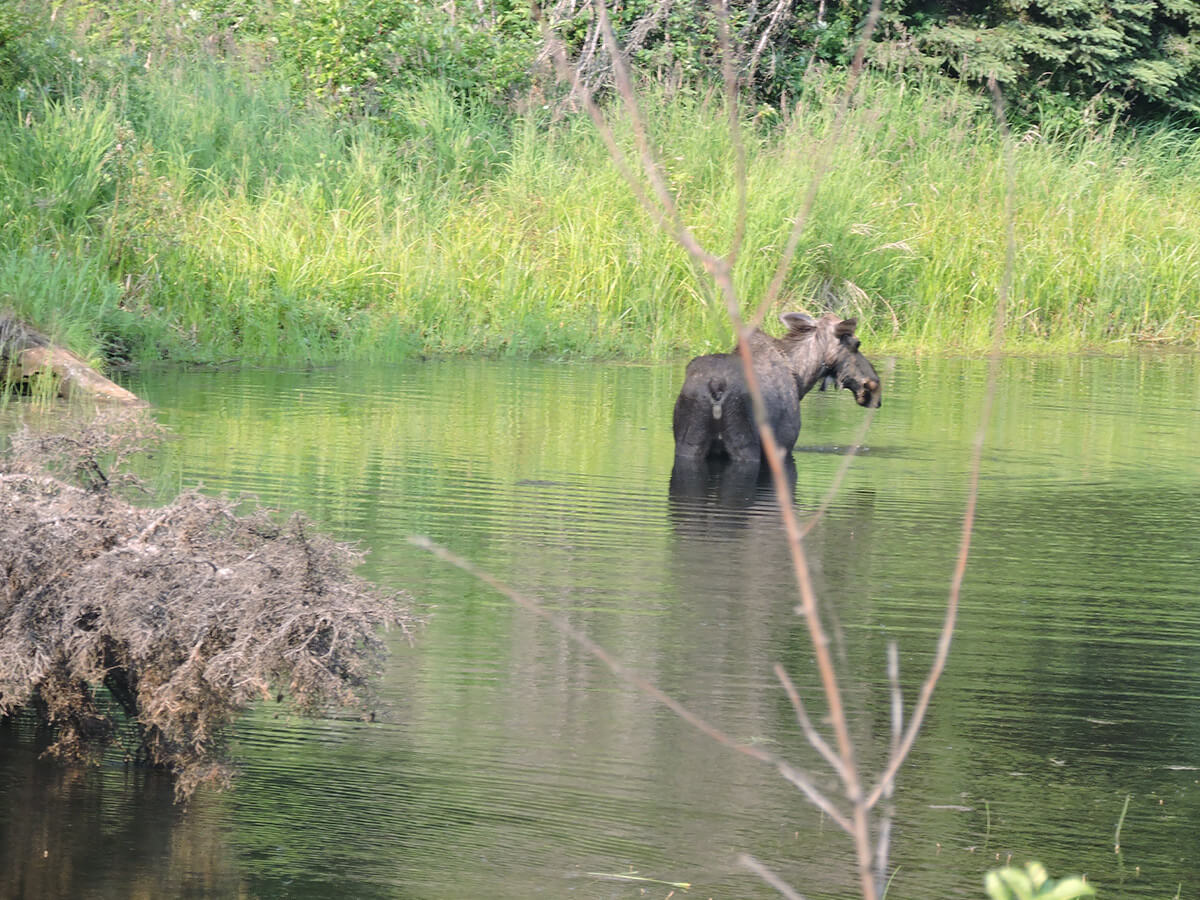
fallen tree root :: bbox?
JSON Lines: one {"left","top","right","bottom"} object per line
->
{"left": 0, "top": 311, "right": 142, "bottom": 405}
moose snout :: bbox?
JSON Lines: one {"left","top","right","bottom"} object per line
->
{"left": 856, "top": 378, "right": 882, "bottom": 408}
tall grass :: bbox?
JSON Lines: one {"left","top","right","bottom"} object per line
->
{"left": 1, "top": 61, "right": 1198, "bottom": 366}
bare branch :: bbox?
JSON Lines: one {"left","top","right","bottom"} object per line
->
{"left": 797, "top": 358, "right": 893, "bottom": 539}
{"left": 774, "top": 662, "right": 849, "bottom": 784}
{"left": 594, "top": 1, "right": 697, "bottom": 252}
{"left": 408, "top": 540, "right": 868, "bottom": 833}
{"left": 575, "top": 17, "right": 603, "bottom": 91}
{"left": 535, "top": 5, "right": 667, "bottom": 225}
{"left": 874, "top": 641, "right": 902, "bottom": 891}
{"left": 746, "top": 0, "right": 793, "bottom": 85}
{"left": 754, "top": 0, "right": 884, "bottom": 328}
{"left": 739, "top": 854, "right": 811, "bottom": 900}
{"left": 413, "top": 537, "right": 766, "bottom": 761}
{"left": 865, "top": 77, "right": 1015, "bottom": 812}
{"left": 716, "top": 0, "right": 749, "bottom": 271}
{"left": 625, "top": 0, "right": 675, "bottom": 55}
{"left": 753, "top": 392, "right": 859, "bottom": 776}
{"left": 535, "top": 3, "right": 709, "bottom": 270}
{"left": 776, "top": 761, "right": 854, "bottom": 832}
{"left": 887, "top": 641, "right": 903, "bottom": 753}
{"left": 875, "top": 817, "right": 893, "bottom": 896}
{"left": 538, "top": 0, "right": 675, "bottom": 98}
{"left": 532, "top": 6, "right": 915, "bottom": 897}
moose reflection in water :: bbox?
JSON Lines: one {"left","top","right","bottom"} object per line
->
{"left": 668, "top": 455, "right": 798, "bottom": 539}
{"left": 667, "top": 452, "right": 882, "bottom": 688}
{"left": 672, "top": 313, "right": 881, "bottom": 463}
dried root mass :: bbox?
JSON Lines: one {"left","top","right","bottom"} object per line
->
{"left": 0, "top": 410, "right": 414, "bottom": 798}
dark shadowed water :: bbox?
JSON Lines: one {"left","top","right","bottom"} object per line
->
{"left": 2, "top": 354, "right": 1199, "bottom": 899}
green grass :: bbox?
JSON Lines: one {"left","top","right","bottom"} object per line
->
{"left": 2, "top": 60, "right": 1198, "bottom": 368}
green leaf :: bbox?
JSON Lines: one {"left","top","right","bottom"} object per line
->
{"left": 1026, "top": 862, "right": 1049, "bottom": 890}
{"left": 996, "top": 867, "right": 1036, "bottom": 900}
{"left": 1040, "top": 877, "right": 1096, "bottom": 900}
{"left": 984, "top": 863, "right": 1093, "bottom": 900}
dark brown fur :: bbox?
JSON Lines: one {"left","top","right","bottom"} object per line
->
{"left": 672, "top": 313, "right": 881, "bottom": 462}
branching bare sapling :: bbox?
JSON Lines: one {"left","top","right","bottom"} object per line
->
{"left": 535, "top": 0, "right": 802, "bottom": 104}
{"left": 415, "top": 3, "right": 1018, "bottom": 898}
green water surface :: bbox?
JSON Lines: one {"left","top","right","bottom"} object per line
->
{"left": 2, "top": 353, "right": 1198, "bottom": 899}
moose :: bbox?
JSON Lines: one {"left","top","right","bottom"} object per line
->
{"left": 672, "top": 312, "right": 881, "bottom": 462}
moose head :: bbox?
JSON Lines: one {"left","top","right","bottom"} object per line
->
{"left": 779, "top": 312, "right": 882, "bottom": 409}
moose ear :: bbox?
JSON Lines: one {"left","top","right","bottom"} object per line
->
{"left": 780, "top": 312, "right": 817, "bottom": 333}
{"left": 833, "top": 317, "right": 858, "bottom": 337}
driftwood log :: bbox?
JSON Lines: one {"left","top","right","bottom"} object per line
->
{"left": 0, "top": 313, "right": 142, "bottom": 405}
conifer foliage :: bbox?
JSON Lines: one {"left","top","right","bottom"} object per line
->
{"left": 913, "top": 0, "right": 1200, "bottom": 119}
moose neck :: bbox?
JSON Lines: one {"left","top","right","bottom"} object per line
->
{"left": 796, "top": 369, "right": 830, "bottom": 399}
{"left": 780, "top": 333, "right": 829, "bottom": 398}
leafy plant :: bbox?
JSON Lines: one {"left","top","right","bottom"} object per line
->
{"left": 273, "top": 0, "right": 540, "bottom": 112}
{"left": 985, "top": 862, "right": 1095, "bottom": 900}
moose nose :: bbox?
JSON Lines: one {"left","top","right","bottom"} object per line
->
{"left": 858, "top": 379, "right": 882, "bottom": 408}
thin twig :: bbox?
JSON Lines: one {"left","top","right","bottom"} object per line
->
{"left": 774, "top": 662, "right": 850, "bottom": 784}
{"left": 624, "top": 0, "right": 675, "bottom": 57}
{"left": 874, "top": 641, "right": 902, "bottom": 892}
{"left": 739, "top": 854, "right": 811, "bottom": 900}
{"left": 409, "top": 532, "right": 841, "bottom": 828}
{"left": 534, "top": 6, "right": 907, "bottom": 898}
{"left": 716, "top": 0, "right": 748, "bottom": 271}
{"left": 886, "top": 641, "right": 903, "bottom": 754}
{"left": 746, "top": 0, "right": 793, "bottom": 85}
{"left": 410, "top": 538, "right": 869, "bottom": 839}
{"left": 865, "top": 77, "right": 1015, "bottom": 812}
{"left": 776, "top": 761, "right": 854, "bottom": 833}
{"left": 596, "top": 1, "right": 695, "bottom": 250}
{"left": 754, "top": 0, "right": 883, "bottom": 328}
{"left": 738, "top": 338, "right": 862, "bottom": 788}
{"left": 797, "top": 357, "right": 893, "bottom": 539}
{"left": 534, "top": 4, "right": 671, "bottom": 235}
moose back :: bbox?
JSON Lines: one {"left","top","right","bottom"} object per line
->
{"left": 672, "top": 313, "right": 881, "bottom": 462}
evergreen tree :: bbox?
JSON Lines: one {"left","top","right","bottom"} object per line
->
{"left": 904, "top": 0, "right": 1200, "bottom": 119}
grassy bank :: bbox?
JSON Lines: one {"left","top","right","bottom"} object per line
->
{"left": 2, "top": 61, "right": 1198, "bottom": 366}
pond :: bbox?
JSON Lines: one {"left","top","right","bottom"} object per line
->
{"left": 2, "top": 352, "right": 1199, "bottom": 899}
